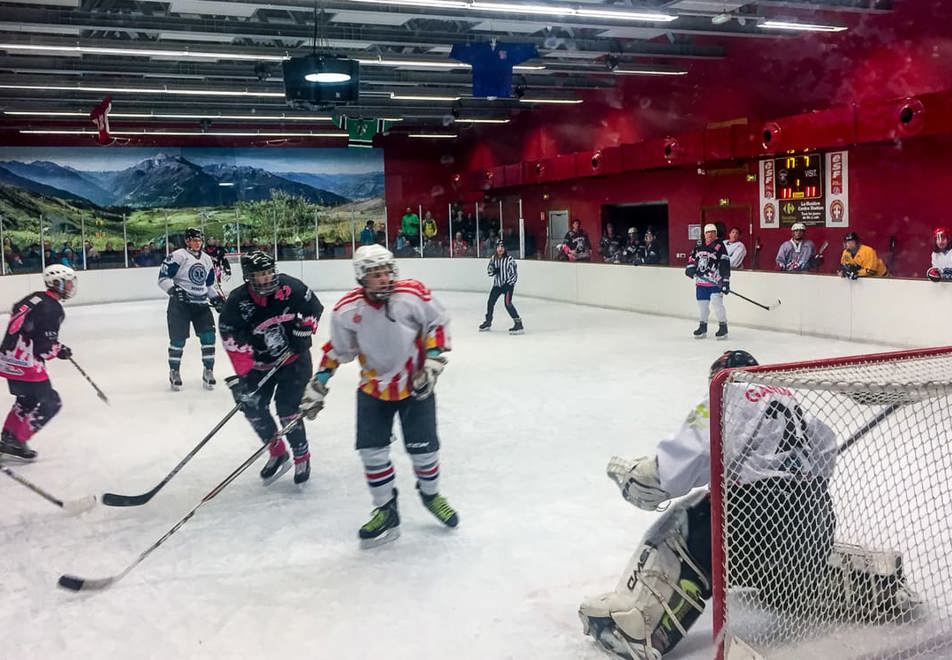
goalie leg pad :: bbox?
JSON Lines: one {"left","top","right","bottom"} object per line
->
{"left": 580, "top": 491, "right": 710, "bottom": 659}
{"left": 822, "top": 542, "right": 922, "bottom": 623}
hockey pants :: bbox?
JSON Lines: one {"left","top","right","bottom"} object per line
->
{"left": 240, "top": 354, "right": 311, "bottom": 462}
{"left": 3, "top": 379, "right": 61, "bottom": 442}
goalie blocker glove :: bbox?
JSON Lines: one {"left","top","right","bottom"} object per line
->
{"left": 607, "top": 455, "right": 673, "bottom": 511}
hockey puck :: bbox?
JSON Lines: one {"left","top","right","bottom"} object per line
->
{"left": 57, "top": 575, "right": 84, "bottom": 591}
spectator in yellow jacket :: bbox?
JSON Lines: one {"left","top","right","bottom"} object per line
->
{"left": 840, "top": 231, "right": 887, "bottom": 279}
{"left": 422, "top": 211, "right": 438, "bottom": 239}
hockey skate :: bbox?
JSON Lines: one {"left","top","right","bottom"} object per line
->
{"left": 169, "top": 368, "right": 183, "bottom": 391}
{"left": 692, "top": 322, "right": 708, "bottom": 339}
{"left": 202, "top": 367, "right": 216, "bottom": 390}
{"left": 417, "top": 482, "right": 459, "bottom": 527}
{"left": 260, "top": 449, "right": 291, "bottom": 485}
{"left": 715, "top": 323, "right": 729, "bottom": 340}
{"left": 0, "top": 431, "right": 37, "bottom": 461}
{"left": 293, "top": 456, "right": 310, "bottom": 485}
{"left": 478, "top": 319, "right": 492, "bottom": 332}
{"left": 509, "top": 318, "right": 524, "bottom": 335}
{"left": 359, "top": 489, "right": 401, "bottom": 548}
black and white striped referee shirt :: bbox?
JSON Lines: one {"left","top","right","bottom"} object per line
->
{"left": 488, "top": 255, "right": 518, "bottom": 287}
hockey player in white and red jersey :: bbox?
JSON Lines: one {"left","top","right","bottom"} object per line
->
{"left": 926, "top": 226, "right": 952, "bottom": 282}
{"left": 578, "top": 350, "right": 841, "bottom": 659}
{"left": 299, "top": 244, "right": 459, "bottom": 548}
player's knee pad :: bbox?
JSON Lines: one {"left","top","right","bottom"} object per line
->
{"left": 198, "top": 330, "right": 216, "bottom": 347}
{"left": 40, "top": 389, "right": 62, "bottom": 421}
{"left": 169, "top": 338, "right": 186, "bottom": 349}
{"left": 581, "top": 491, "right": 710, "bottom": 659}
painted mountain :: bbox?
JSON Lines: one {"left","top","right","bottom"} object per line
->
{"left": 202, "top": 164, "right": 349, "bottom": 206}
{"left": 0, "top": 160, "right": 114, "bottom": 206}
{"left": 276, "top": 171, "right": 384, "bottom": 201}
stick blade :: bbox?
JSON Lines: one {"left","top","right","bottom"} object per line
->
{"left": 770, "top": 299, "right": 782, "bottom": 310}
{"left": 58, "top": 574, "right": 115, "bottom": 592}
{"left": 101, "top": 489, "right": 156, "bottom": 507}
{"left": 62, "top": 495, "right": 97, "bottom": 515}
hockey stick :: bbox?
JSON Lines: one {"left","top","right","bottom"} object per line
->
{"left": 838, "top": 403, "right": 902, "bottom": 456}
{"left": 101, "top": 356, "right": 290, "bottom": 507}
{"left": 1, "top": 464, "right": 97, "bottom": 515}
{"left": 699, "top": 277, "right": 781, "bottom": 311}
{"left": 58, "top": 413, "right": 306, "bottom": 592}
{"left": 68, "top": 357, "right": 109, "bottom": 405}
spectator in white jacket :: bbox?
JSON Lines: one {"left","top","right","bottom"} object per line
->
{"left": 725, "top": 227, "right": 747, "bottom": 269}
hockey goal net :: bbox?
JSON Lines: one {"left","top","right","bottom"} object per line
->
{"left": 710, "top": 347, "right": 952, "bottom": 660}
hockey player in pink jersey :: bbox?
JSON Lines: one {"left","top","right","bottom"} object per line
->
{"left": 300, "top": 244, "right": 459, "bottom": 548}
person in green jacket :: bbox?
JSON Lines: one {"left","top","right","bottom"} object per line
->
{"left": 401, "top": 207, "right": 420, "bottom": 240}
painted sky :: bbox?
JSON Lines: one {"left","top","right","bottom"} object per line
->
{"left": 0, "top": 147, "right": 383, "bottom": 174}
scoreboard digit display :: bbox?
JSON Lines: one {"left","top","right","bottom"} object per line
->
{"left": 775, "top": 154, "right": 824, "bottom": 225}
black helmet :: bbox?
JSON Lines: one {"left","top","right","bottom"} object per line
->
{"left": 710, "top": 350, "right": 758, "bottom": 378}
{"left": 843, "top": 231, "right": 859, "bottom": 243}
{"left": 241, "top": 251, "right": 279, "bottom": 296}
{"left": 185, "top": 227, "right": 204, "bottom": 242}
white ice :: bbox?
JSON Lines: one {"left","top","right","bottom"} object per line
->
{"left": 0, "top": 291, "right": 898, "bottom": 660}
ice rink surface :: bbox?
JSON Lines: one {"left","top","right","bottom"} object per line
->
{"left": 0, "top": 290, "right": 898, "bottom": 660}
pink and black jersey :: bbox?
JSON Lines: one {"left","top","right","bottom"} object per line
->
{"left": 0, "top": 291, "right": 65, "bottom": 382}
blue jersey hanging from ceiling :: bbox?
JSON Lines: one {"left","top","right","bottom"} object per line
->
{"left": 449, "top": 41, "right": 539, "bottom": 98}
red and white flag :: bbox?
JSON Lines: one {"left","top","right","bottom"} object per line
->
{"left": 89, "top": 96, "right": 112, "bottom": 144}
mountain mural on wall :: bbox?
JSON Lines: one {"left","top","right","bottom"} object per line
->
{"left": 0, "top": 153, "right": 364, "bottom": 209}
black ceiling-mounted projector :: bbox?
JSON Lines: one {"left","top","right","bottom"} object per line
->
{"left": 282, "top": 54, "right": 359, "bottom": 107}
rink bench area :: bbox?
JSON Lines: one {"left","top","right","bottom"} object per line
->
{"left": 0, "top": 258, "right": 945, "bottom": 348}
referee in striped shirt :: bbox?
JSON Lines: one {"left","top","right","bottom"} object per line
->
{"left": 479, "top": 240, "right": 524, "bottom": 334}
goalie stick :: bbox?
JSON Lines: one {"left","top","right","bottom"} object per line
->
{"left": 101, "top": 355, "right": 289, "bottom": 507}
{"left": 1, "top": 464, "right": 97, "bottom": 515}
{"left": 59, "top": 413, "right": 306, "bottom": 592}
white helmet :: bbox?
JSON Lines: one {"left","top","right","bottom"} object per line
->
{"left": 353, "top": 244, "right": 397, "bottom": 282}
{"left": 43, "top": 264, "right": 77, "bottom": 300}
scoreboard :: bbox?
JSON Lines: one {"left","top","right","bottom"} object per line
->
{"left": 775, "top": 154, "right": 824, "bottom": 225}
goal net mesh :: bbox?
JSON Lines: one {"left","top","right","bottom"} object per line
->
{"left": 712, "top": 349, "right": 952, "bottom": 660}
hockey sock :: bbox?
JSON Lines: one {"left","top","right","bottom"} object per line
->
{"left": 281, "top": 414, "right": 308, "bottom": 458}
{"left": 168, "top": 339, "right": 185, "bottom": 370}
{"left": 198, "top": 331, "right": 216, "bottom": 369}
{"left": 710, "top": 294, "right": 727, "bottom": 323}
{"left": 3, "top": 407, "right": 33, "bottom": 442}
{"left": 411, "top": 451, "right": 440, "bottom": 495}
{"left": 360, "top": 447, "right": 396, "bottom": 506}
{"left": 697, "top": 300, "right": 710, "bottom": 323}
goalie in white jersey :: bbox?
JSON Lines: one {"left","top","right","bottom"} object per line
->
{"left": 580, "top": 351, "right": 839, "bottom": 659}
{"left": 300, "top": 244, "right": 459, "bottom": 548}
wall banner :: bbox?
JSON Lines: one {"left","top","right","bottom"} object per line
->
{"left": 825, "top": 150, "right": 849, "bottom": 227}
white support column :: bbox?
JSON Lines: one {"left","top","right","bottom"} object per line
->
{"left": 122, "top": 214, "right": 128, "bottom": 268}
{"left": 474, "top": 202, "right": 481, "bottom": 258}
{"left": 418, "top": 203, "right": 424, "bottom": 257}
{"left": 447, "top": 203, "right": 454, "bottom": 258}
{"left": 518, "top": 198, "right": 525, "bottom": 260}
{"left": 81, "top": 214, "right": 88, "bottom": 270}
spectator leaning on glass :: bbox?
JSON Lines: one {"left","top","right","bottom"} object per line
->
{"left": 562, "top": 219, "right": 592, "bottom": 262}
{"left": 776, "top": 222, "right": 817, "bottom": 272}
{"left": 635, "top": 227, "right": 665, "bottom": 265}
{"left": 401, "top": 207, "right": 420, "bottom": 241}
{"left": 360, "top": 220, "right": 376, "bottom": 246}
{"left": 840, "top": 231, "right": 887, "bottom": 279}
{"left": 451, "top": 232, "right": 469, "bottom": 257}
{"left": 599, "top": 223, "right": 624, "bottom": 264}
{"left": 724, "top": 227, "right": 747, "bottom": 269}
{"left": 422, "top": 211, "right": 438, "bottom": 240}
{"left": 927, "top": 227, "right": 952, "bottom": 282}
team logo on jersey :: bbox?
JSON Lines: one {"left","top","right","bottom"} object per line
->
{"left": 274, "top": 285, "right": 292, "bottom": 301}
{"left": 353, "top": 313, "right": 362, "bottom": 324}
{"left": 238, "top": 300, "right": 256, "bottom": 320}
{"left": 187, "top": 263, "right": 208, "bottom": 286}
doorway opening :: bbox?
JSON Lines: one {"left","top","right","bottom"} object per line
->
{"left": 601, "top": 202, "right": 669, "bottom": 264}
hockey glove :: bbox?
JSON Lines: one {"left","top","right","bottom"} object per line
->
{"left": 55, "top": 344, "right": 72, "bottom": 360}
{"left": 412, "top": 351, "right": 447, "bottom": 400}
{"left": 606, "top": 455, "right": 672, "bottom": 511}
{"left": 942, "top": 268, "right": 952, "bottom": 281}
{"left": 169, "top": 285, "right": 190, "bottom": 304}
{"left": 685, "top": 264, "right": 696, "bottom": 279}
{"left": 225, "top": 375, "right": 258, "bottom": 409}
{"left": 289, "top": 318, "right": 315, "bottom": 354}
{"left": 300, "top": 372, "right": 330, "bottom": 420}
{"left": 927, "top": 267, "right": 942, "bottom": 282}
{"left": 721, "top": 280, "right": 730, "bottom": 295}
{"left": 209, "top": 296, "right": 225, "bottom": 313}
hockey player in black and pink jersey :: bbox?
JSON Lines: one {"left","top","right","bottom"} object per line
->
{"left": 686, "top": 224, "right": 731, "bottom": 340}
{"left": 0, "top": 265, "right": 77, "bottom": 461}
{"left": 203, "top": 236, "right": 232, "bottom": 285}
{"left": 218, "top": 251, "right": 323, "bottom": 485}
{"left": 926, "top": 227, "right": 952, "bottom": 282}
{"left": 299, "top": 244, "right": 459, "bottom": 548}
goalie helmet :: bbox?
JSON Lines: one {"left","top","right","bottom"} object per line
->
{"left": 43, "top": 264, "right": 78, "bottom": 300}
{"left": 241, "top": 250, "right": 279, "bottom": 296}
{"left": 709, "top": 350, "right": 758, "bottom": 379}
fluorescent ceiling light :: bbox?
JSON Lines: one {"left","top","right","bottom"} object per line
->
{"left": 761, "top": 20, "right": 847, "bottom": 32}
{"left": 356, "top": 57, "right": 543, "bottom": 71}
{"left": 457, "top": 118, "right": 510, "bottom": 124}
{"left": 518, "top": 97, "right": 583, "bottom": 105}
{"left": 0, "top": 42, "right": 288, "bottom": 61}
{"left": 390, "top": 92, "right": 461, "bottom": 102}
{"left": 0, "top": 83, "right": 284, "bottom": 97}
{"left": 408, "top": 133, "right": 457, "bottom": 139}
{"left": 4, "top": 110, "right": 335, "bottom": 121}
{"left": 346, "top": 0, "right": 676, "bottom": 22}
{"left": 304, "top": 71, "right": 352, "bottom": 83}
{"left": 613, "top": 68, "right": 687, "bottom": 76}
{"left": 20, "top": 129, "right": 348, "bottom": 137}
{"left": 218, "top": 182, "right": 235, "bottom": 186}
